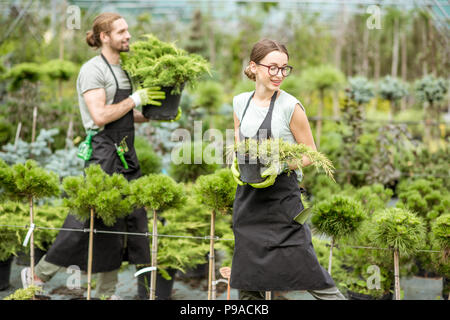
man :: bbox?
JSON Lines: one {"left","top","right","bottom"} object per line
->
{"left": 21, "top": 12, "right": 164, "bottom": 299}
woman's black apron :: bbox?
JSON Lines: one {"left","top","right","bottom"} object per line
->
{"left": 45, "top": 54, "right": 150, "bottom": 273}
{"left": 230, "top": 91, "right": 335, "bottom": 291}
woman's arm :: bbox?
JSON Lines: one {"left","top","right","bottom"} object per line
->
{"left": 233, "top": 111, "right": 240, "bottom": 144}
{"left": 289, "top": 103, "right": 317, "bottom": 169}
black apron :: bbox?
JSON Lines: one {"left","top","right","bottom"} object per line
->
{"left": 45, "top": 54, "right": 150, "bottom": 273}
{"left": 230, "top": 91, "right": 335, "bottom": 291}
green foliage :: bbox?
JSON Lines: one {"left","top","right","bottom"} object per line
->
{"left": 396, "top": 178, "right": 448, "bottom": 220}
{"left": 169, "top": 141, "right": 220, "bottom": 183}
{"left": 0, "top": 116, "right": 14, "bottom": 145}
{"left": 130, "top": 173, "right": 185, "bottom": 212}
{"left": 300, "top": 64, "right": 345, "bottom": 92}
{"left": 62, "top": 165, "right": 134, "bottom": 226}
{"left": 192, "top": 81, "right": 224, "bottom": 112}
{"left": 232, "top": 138, "right": 336, "bottom": 182}
{"left": 0, "top": 202, "right": 28, "bottom": 261}
{"left": 42, "top": 59, "right": 78, "bottom": 81}
{"left": 431, "top": 213, "right": 450, "bottom": 255}
{"left": 134, "top": 136, "right": 162, "bottom": 176}
{"left": 378, "top": 76, "right": 408, "bottom": 102}
{"left": 1, "top": 62, "right": 43, "bottom": 91}
{"left": 414, "top": 75, "right": 448, "bottom": 104}
{"left": 3, "top": 285, "right": 42, "bottom": 300}
{"left": 193, "top": 168, "right": 236, "bottom": 214}
{"left": 0, "top": 159, "right": 60, "bottom": 200}
{"left": 311, "top": 195, "right": 366, "bottom": 240}
{"left": 341, "top": 183, "right": 393, "bottom": 216}
{"left": 369, "top": 208, "right": 426, "bottom": 256}
{"left": 345, "top": 77, "right": 374, "bottom": 105}
{"left": 121, "top": 34, "right": 211, "bottom": 94}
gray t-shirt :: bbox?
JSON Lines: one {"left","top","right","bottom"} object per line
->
{"left": 233, "top": 90, "right": 306, "bottom": 144}
{"left": 76, "top": 55, "right": 132, "bottom": 132}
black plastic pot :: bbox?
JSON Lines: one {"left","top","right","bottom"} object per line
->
{"left": 236, "top": 152, "right": 265, "bottom": 184}
{"left": 177, "top": 262, "right": 208, "bottom": 280}
{"left": 347, "top": 290, "right": 392, "bottom": 300}
{"left": 0, "top": 255, "right": 14, "bottom": 291}
{"left": 137, "top": 268, "right": 177, "bottom": 300}
{"left": 142, "top": 85, "right": 184, "bottom": 120}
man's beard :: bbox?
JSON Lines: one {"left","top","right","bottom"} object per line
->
{"left": 110, "top": 40, "right": 130, "bottom": 53}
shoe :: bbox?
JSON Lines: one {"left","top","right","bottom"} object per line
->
{"left": 21, "top": 267, "right": 44, "bottom": 289}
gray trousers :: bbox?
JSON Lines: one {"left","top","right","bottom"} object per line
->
{"left": 239, "top": 286, "right": 346, "bottom": 300}
{"left": 35, "top": 255, "right": 119, "bottom": 298}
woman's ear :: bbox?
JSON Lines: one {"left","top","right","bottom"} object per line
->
{"left": 249, "top": 61, "right": 257, "bottom": 74}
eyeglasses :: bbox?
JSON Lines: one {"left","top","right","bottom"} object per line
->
{"left": 256, "top": 63, "right": 293, "bottom": 77}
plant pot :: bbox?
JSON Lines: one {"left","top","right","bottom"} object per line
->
{"left": 137, "top": 267, "right": 177, "bottom": 300}
{"left": 347, "top": 290, "right": 392, "bottom": 300}
{"left": 142, "top": 85, "right": 184, "bottom": 120}
{"left": 0, "top": 255, "right": 14, "bottom": 291}
{"left": 401, "top": 276, "right": 444, "bottom": 300}
{"left": 15, "top": 247, "right": 47, "bottom": 266}
{"left": 236, "top": 152, "right": 265, "bottom": 184}
{"left": 177, "top": 262, "right": 208, "bottom": 280}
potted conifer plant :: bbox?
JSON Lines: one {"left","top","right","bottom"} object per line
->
{"left": 311, "top": 195, "right": 366, "bottom": 275}
{"left": 130, "top": 173, "right": 185, "bottom": 300}
{"left": 369, "top": 207, "right": 426, "bottom": 300}
{"left": 61, "top": 165, "right": 135, "bottom": 300}
{"left": 0, "top": 159, "right": 60, "bottom": 293}
{"left": 121, "top": 34, "right": 211, "bottom": 120}
{"left": 193, "top": 168, "right": 236, "bottom": 300}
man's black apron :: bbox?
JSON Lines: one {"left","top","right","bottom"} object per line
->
{"left": 45, "top": 54, "right": 150, "bottom": 273}
{"left": 230, "top": 91, "right": 335, "bottom": 291}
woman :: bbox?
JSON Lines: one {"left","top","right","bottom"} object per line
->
{"left": 230, "top": 39, "right": 345, "bottom": 300}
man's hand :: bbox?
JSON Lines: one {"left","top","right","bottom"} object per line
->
{"left": 130, "top": 87, "right": 165, "bottom": 107}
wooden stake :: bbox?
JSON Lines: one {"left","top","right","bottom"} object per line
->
{"left": 265, "top": 291, "right": 272, "bottom": 300}
{"left": 393, "top": 248, "right": 401, "bottom": 300}
{"left": 328, "top": 237, "right": 334, "bottom": 275}
{"left": 14, "top": 122, "right": 22, "bottom": 151}
{"left": 150, "top": 209, "right": 158, "bottom": 300}
{"left": 31, "top": 106, "right": 37, "bottom": 143}
{"left": 87, "top": 208, "right": 94, "bottom": 300}
{"left": 207, "top": 210, "right": 216, "bottom": 300}
{"left": 29, "top": 197, "right": 35, "bottom": 286}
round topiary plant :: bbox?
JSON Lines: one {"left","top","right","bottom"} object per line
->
{"left": 369, "top": 207, "right": 426, "bottom": 300}
{"left": 432, "top": 213, "right": 450, "bottom": 264}
{"left": 0, "top": 159, "right": 60, "bottom": 287}
{"left": 130, "top": 173, "right": 185, "bottom": 300}
{"left": 311, "top": 195, "right": 366, "bottom": 275}
{"left": 193, "top": 168, "right": 237, "bottom": 300}
{"left": 62, "top": 164, "right": 134, "bottom": 299}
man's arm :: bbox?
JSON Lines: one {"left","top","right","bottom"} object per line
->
{"left": 133, "top": 108, "right": 149, "bottom": 123}
{"left": 83, "top": 88, "right": 135, "bottom": 127}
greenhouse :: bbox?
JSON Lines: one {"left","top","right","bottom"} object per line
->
{"left": 0, "top": 0, "right": 448, "bottom": 306}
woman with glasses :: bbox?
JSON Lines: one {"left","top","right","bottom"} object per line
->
{"left": 230, "top": 39, "right": 346, "bottom": 300}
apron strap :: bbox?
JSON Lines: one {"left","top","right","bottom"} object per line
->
{"left": 239, "top": 91, "right": 255, "bottom": 128}
{"left": 100, "top": 53, "right": 119, "bottom": 91}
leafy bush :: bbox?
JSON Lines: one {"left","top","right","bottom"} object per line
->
{"left": 345, "top": 76, "right": 374, "bottom": 105}
{"left": 62, "top": 165, "right": 134, "bottom": 226}
{"left": 169, "top": 141, "right": 220, "bottom": 183}
{"left": 193, "top": 168, "right": 236, "bottom": 215}
{"left": 369, "top": 208, "right": 426, "bottom": 257}
{"left": 134, "top": 136, "right": 162, "bottom": 176}
{"left": 3, "top": 285, "right": 42, "bottom": 300}
{"left": 130, "top": 173, "right": 185, "bottom": 212}
{"left": 311, "top": 195, "right": 366, "bottom": 240}
{"left": 0, "top": 202, "right": 28, "bottom": 261}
